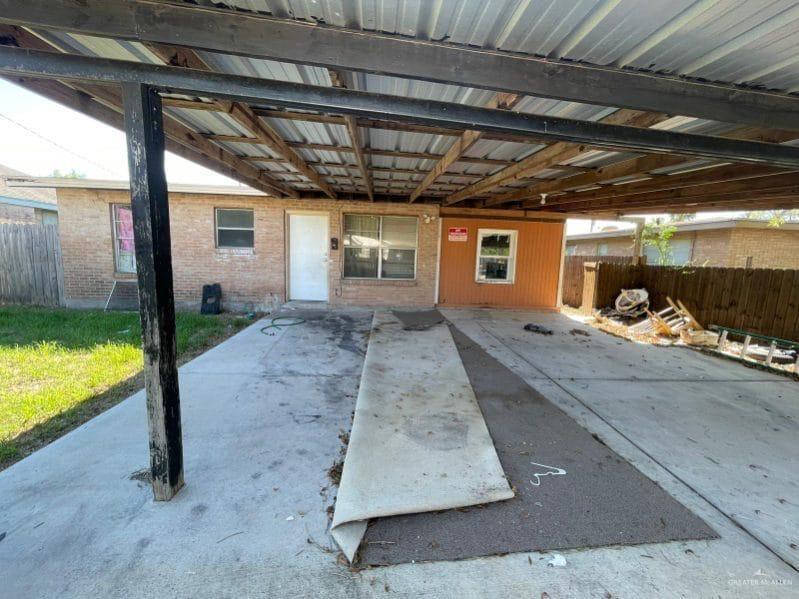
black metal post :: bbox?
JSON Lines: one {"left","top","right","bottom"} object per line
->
{"left": 122, "top": 82, "right": 184, "bottom": 501}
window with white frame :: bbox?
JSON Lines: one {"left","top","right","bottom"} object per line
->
{"left": 216, "top": 208, "right": 254, "bottom": 248}
{"left": 112, "top": 204, "right": 136, "bottom": 273}
{"left": 475, "top": 229, "right": 518, "bottom": 283}
{"left": 343, "top": 214, "right": 417, "bottom": 279}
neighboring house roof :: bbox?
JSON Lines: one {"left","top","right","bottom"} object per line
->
{"left": 0, "top": 195, "right": 57, "bottom": 212}
{"left": 567, "top": 218, "right": 799, "bottom": 242}
{"left": 6, "top": 177, "right": 269, "bottom": 197}
{"left": 0, "top": 165, "right": 57, "bottom": 205}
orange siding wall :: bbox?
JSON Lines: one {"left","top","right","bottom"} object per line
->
{"left": 438, "top": 217, "right": 564, "bottom": 309}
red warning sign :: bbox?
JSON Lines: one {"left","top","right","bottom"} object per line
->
{"left": 448, "top": 227, "right": 468, "bottom": 242}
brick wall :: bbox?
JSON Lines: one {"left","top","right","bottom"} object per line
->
{"left": 728, "top": 227, "right": 799, "bottom": 269}
{"left": 56, "top": 188, "right": 442, "bottom": 310}
{"left": 688, "top": 229, "right": 730, "bottom": 265}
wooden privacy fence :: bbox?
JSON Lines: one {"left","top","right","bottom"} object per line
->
{"left": 0, "top": 224, "right": 64, "bottom": 307}
{"left": 587, "top": 262, "right": 799, "bottom": 341}
{"left": 561, "top": 255, "right": 639, "bottom": 308}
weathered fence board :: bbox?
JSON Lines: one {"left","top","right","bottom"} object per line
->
{"left": 591, "top": 263, "right": 799, "bottom": 341}
{"left": 562, "top": 255, "right": 639, "bottom": 308}
{"left": 0, "top": 224, "right": 64, "bottom": 307}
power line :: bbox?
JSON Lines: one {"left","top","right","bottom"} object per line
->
{"left": 0, "top": 111, "right": 123, "bottom": 177}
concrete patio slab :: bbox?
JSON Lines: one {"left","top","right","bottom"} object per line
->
{"left": 1, "top": 308, "right": 796, "bottom": 598}
{"left": 443, "top": 309, "right": 799, "bottom": 570}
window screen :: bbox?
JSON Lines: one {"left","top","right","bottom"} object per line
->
{"left": 343, "top": 214, "right": 417, "bottom": 279}
{"left": 112, "top": 204, "right": 136, "bottom": 273}
{"left": 476, "top": 229, "right": 517, "bottom": 283}
{"left": 216, "top": 208, "right": 254, "bottom": 248}
{"left": 644, "top": 238, "right": 693, "bottom": 265}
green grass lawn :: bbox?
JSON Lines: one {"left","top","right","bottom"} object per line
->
{"left": 0, "top": 306, "right": 251, "bottom": 469}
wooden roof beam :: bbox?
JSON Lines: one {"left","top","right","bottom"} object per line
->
{"left": 445, "top": 110, "right": 669, "bottom": 205}
{"left": 487, "top": 127, "right": 799, "bottom": 207}
{"left": 328, "top": 70, "right": 372, "bottom": 200}
{"left": 8, "top": 0, "right": 799, "bottom": 130}
{"left": 147, "top": 44, "right": 335, "bottom": 198}
{"left": 0, "top": 25, "right": 291, "bottom": 196}
{"left": 409, "top": 92, "right": 519, "bottom": 203}
{"left": 7, "top": 47, "right": 799, "bottom": 168}
{"left": 522, "top": 164, "right": 794, "bottom": 210}
{"left": 532, "top": 177, "right": 799, "bottom": 213}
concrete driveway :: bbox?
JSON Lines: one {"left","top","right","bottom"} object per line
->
{"left": 1, "top": 308, "right": 796, "bottom": 598}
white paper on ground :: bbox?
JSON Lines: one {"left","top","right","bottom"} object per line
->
{"left": 330, "top": 311, "right": 514, "bottom": 562}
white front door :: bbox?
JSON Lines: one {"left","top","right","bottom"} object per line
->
{"left": 288, "top": 213, "right": 329, "bottom": 301}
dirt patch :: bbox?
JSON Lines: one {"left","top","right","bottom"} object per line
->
{"left": 327, "top": 460, "right": 344, "bottom": 486}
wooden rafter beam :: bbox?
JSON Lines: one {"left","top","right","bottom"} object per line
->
{"left": 75, "top": 81, "right": 294, "bottom": 197}
{"left": 611, "top": 197, "right": 799, "bottom": 215}
{"left": 328, "top": 70, "right": 372, "bottom": 200}
{"left": 146, "top": 43, "right": 335, "bottom": 198}
{"left": 7, "top": 0, "right": 799, "bottom": 130}
{"left": 220, "top": 138, "right": 514, "bottom": 165}
{"left": 486, "top": 127, "right": 799, "bottom": 207}
{"left": 167, "top": 99, "right": 534, "bottom": 141}
{"left": 523, "top": 164, "right": 794, "bottom": 210}
{"left": 240, "top": 158, "right": 486, "bottom": 179}
{"left": 409, "top": 92, "right": 519, "bottom": 203}
{"left": 0, "top": 25, "right": 292, "bottom": 196}
{"left": 572, "top": 192, "right": 799, "bottom": 216}
{"left": 532, "top": 178, "right": 799, "bottom": 213}
{"left": 578, "top": 195, "right": 799, "bottom": 217}
{"left": 445, "top": 110, "right": 669, "bottom": 205}
{"left": 8, "top": 48, "right": 795, "bottom": 170}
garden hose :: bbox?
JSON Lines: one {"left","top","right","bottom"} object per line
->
{"left": 260, "top": 316, "right": 306, "bottom": 336}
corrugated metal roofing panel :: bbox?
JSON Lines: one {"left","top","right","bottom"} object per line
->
{"left": 208, "top": 0, "right": 799, "bottom": 92}
{"left": 29, "top": 1, "right": 799, "bottom": 200}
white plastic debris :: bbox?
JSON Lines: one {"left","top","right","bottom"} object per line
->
{"left": 547, "top": 554, "right": 567, "bottom": 567}
{"left": 285, "top": 515, "right": 295, "bottom": 521}
{"left": 614, "top": 288, "right": 649, "bottom": 317}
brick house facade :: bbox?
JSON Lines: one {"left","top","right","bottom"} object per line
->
{"left": 566, "top": 219, "right": 799, "bottom": 268}
{"left": 50, "top": 183, "right": 565, "bottom": 311}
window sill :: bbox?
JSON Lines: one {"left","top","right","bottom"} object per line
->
{"left": 342, "top": 278, "right": 418, "bottom": 287}
{"left": 475, "top": 279, "right": 515, "bottom": 285}
{"left": 215, "top": 247, "right": 255, "bottom": 256}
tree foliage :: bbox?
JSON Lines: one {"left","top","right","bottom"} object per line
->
{"left": 744, "top": 209, "right": 799, "bottom": 227}
{"left": 48, "top": 168, "right": 86, "bottom": 179}
{"left": 641, "top": 218, "right": 677, "bottom": 265}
